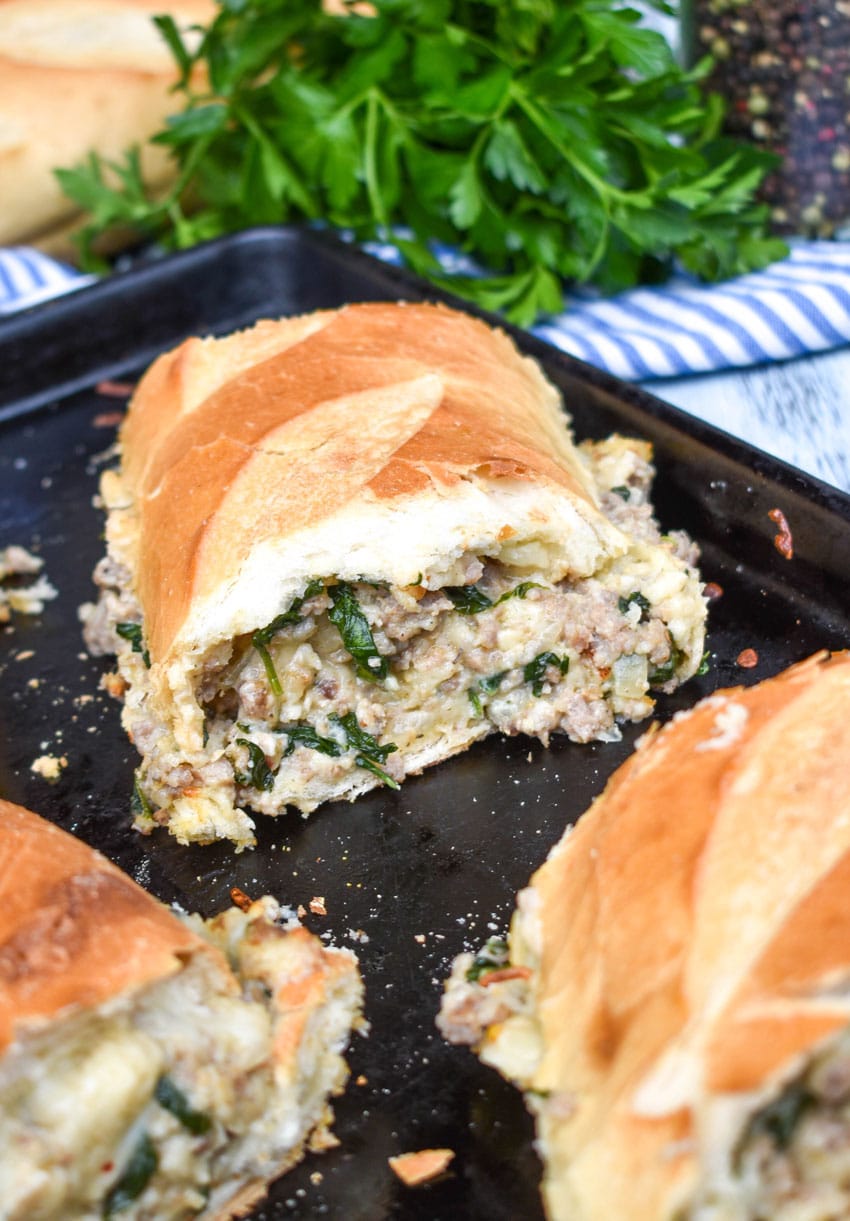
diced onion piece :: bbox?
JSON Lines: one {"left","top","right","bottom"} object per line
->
{"left": 612, "top": 653, "right": 648, "bottom": 700}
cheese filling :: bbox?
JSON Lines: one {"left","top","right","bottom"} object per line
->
{"left": 693, "top": 1032, "right": 850, "bottom": 1221}
{"left": 0, "top": 900, "right": 360, "bottom": 1221}
{"left": 82, "top": 438, "right": 706, "bottom": 846}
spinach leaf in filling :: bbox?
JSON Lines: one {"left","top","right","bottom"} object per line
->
{"left": 329, "top": 711, "right": 399, "bottom": 789}
{"left": 252, "top": 579, "right": 325, "bottom": 695}
{"left": 327, "top": 582, "right": 388, "bottom": 681}
{"left": 130, "top": 773, "right": 154, "bottom": 822}
{"left": 234, "top": 739, "right": 276, "bottom": 791}
{"left": 741, "top": 1081, "right": 815, "bottom": 1155}
{"left": 524, "top": 652, "right": 569, "bottom": 697}
{"left": 155, "top": 1075, "right": 212, "bottom": 1135}
{"left": 279, "top": 722, "right": 343, "bottom": 758}
{"left": 466, "top": 936, "right": 510, "bottom": 983}
{"left": 102, "top": 1133, "right": 158, "bottom": 1217}
{"left": 275, "top": 713, "right": 399, "bottom": 789}
{"left": 116, "top": 621, "right": 151, "bottom": 668}
{"left": 445, "top": 580, "right": 541, "bottom": 615}
{"left": 618, "top": 591, "right": 651, "bottom": 622}
{"left": 649, "top": 644, "right": 685, "bottom": 686}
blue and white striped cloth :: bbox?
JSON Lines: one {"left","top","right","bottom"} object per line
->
{"left": 3, "top": 239, "right": 850, "bottom": 382}
{"left": 0, "top": 247, "right": 96, "bottom": 314}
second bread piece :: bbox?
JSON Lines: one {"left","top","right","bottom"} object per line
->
{"left": 84, "top": 300, "right": 707, "bottom": 847}
{"left": 0, "top": 799, "right": 363, "bottom": 1220}
{"left": 0, "top": 0, "right": 214, "bottom": 249}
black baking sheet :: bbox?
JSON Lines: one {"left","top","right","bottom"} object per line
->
{"left": 1, "top": 227, "right": 849, "bottom": 1221}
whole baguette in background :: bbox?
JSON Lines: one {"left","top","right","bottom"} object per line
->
{"left": 0, "top": 0, "right": 214, "bottom": 251}
{"left": 0, "top": 798, "right": 363, "bottom": 1220}
{"left": 439, "top": 651, "right": 850, "bottom": 1221}
{"left": 82, "top": 300, "right": 707, "bottom": 847}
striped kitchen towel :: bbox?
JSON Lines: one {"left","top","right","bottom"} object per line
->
{"left": 3, "top": 238, "right": 850, "bottom": 382}
{"left": 0, "top": 247, "right": 95, "bottom": 314}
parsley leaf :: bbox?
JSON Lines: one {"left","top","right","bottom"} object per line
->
{"left": 57, "top": 0, "right": 786, "bottom": 323}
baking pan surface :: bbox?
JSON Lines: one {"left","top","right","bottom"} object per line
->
{"left": 1, "top": 227, "right": 849, "bottom": 1221}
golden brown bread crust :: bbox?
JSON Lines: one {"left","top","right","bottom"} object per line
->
{"left": 0, "top": 797, "right": 207, "bottom": 1055}
{"left": 458, "top": 651, "right": 850, "bottom": 1220}
{"left": 0, "top": 0, "right": 214, "bottom": 247}
{"left": 120, "top": 301, "right": 600, "bottom": 663}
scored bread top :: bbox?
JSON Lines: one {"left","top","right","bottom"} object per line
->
{"left": 116, "top": 302, "right": 619, "bottom": 663}
{"left": 0, "top": 799, "right": 216, "bottom": 1053}
{"left": 506, "top": 650, "right": 850, "bottom": 1220}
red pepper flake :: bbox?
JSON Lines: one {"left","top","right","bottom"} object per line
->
{"left": 737, "top": 648, "right": 759, "bottom": 669}
{"left": 95, "top": 379, "right": 134, "bottom": 397}
{"left": 230, "top": 886, "right": 252, "bottom": 911}
{"left": 93, "top": 411, "right": 125, "bottom": 428}
{"left": 479, "top": 965, "right": 533, "bottom": 987}
{"left": 95, "top": 378, "right": 134, "bottom": 398}
{"left": 768, "top": 508, "right": 794, "bottom": 559}
{"left": 818, "top": 127, "right": 836, "bottom": 142}
{"left": 389, "top": 1149, "right": 455, "bottom": 1187}
{"left": 703, "top": 581, "right": 724, "bottom": 601}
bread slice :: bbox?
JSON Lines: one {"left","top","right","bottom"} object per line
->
{"left": 83, "top": 300, "right": 707, "bottom": 847}
{"left": 439, "top": 651, "right": 850, "bottom": 1220}
{"left": 0, "top": 0, "right": 214, "bottom": 249}
{"left": 0, "top": 799, "right": 363, "bottom": 1220}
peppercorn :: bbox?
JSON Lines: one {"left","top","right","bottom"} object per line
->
{"left": 687, "top": 0, "right": 850, "bottom": 234}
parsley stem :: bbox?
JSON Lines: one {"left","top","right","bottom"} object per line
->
{"left": 511, "top": 88, "right": 628, "bottom": 206}
{"left": 364, "top": 89, "right": 387, "bottom": 229}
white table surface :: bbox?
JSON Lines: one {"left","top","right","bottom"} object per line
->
{"left": 644, "top": 345, "right": 850, "bottom": 495}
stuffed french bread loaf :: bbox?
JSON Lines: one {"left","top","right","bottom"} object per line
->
{"left": 83, "top": 301, "right": 707, "bottom": 847}
{"left": 439, "top": 651, "right": 850, "bottom": 1221}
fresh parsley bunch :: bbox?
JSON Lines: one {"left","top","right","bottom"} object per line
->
{"left": 56, "top": 0, "right": 787, "bottom": 324}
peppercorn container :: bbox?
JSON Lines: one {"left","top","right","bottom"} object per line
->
{"left": 684, "top": 0, "right": 850, "bottom": 236}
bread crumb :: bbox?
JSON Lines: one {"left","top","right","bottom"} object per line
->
{"left": 309, "top": 896, "right": 327, "bottom": 916}
{"left": 355, "top": 1075, "right": 368, "bottom": 1086}
{"left": 414, "top": 934, "right": 426, "bottom": 944}
{"left": 389, "top": 1149, "right": 455, "bottom": 1187}
{"left": 308, "top": 1128, "right": 340, "bottom": 1153}
{"left": 30, "top": 754, "right": 68, "bottom": 783}
{"left": 100, "top": 670, "right": 127, "bottom": 699}
{"left": 0, "top": 547, "right": 57, "bottom": 623}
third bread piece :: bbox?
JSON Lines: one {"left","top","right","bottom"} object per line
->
{"left": 439, "top": 650, "right": 850, "bottom": 1220}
